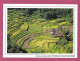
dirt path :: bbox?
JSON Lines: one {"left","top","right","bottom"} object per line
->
{"left": 22, "top": 37, "right": 34, "bottom": 49}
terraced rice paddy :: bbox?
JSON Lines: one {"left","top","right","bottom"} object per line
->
{"left": 34, "top": 38, "right": 59, "bottom": 50}
{"left": 42, "top": 43, "right": 49, "bottom": 50}
{"left": 16, "top": 34, "right": 59, "bottom": 50}
{"left": 16, "top": 34, "right": 33, "bottom": 48}
{"left": 20, "top": 22, "right": 28, "bottom": 30}
{"left": 22, "top": 37, "right": 33, "bottom": 49}
{"left": 11, "top": 30, "right": 21, "bottom": 37}
{"left": 28, "top": 35, "right": 60, "bottom": 50}
{"left": 29, "top": 39, "right": 37, "bottom": 48}
{"left": 10, "top": 19, "right": 70, "bottom": 51}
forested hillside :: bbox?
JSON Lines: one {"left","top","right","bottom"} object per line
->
{"left": 7, "top": 8, "right": 73, "bottom": 53}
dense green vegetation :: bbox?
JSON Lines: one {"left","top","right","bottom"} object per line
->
{"left": 7, "top": 8, "right": 73, "bottom": 53}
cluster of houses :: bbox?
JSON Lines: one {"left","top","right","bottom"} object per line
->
{"left": 50, "top": 27, "right": 69, "bottom": 37}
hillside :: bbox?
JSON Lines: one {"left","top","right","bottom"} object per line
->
{"left": 7, "top": 8, "right": 73, "bottom": 53}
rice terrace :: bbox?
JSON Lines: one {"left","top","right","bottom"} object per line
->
{"left": 7, "top": 8, "right": 73, "bottom": 53}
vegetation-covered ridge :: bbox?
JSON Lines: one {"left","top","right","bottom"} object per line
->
{"left": 7, "top": 8, "right": 73, "bottom": 53}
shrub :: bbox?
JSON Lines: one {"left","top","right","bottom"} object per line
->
{"left": 62, "top": 29, "right": 70, "bottom": 35}
{"left": 7, "top": 44, "right": 27, "bottom": 53}
{"left": 52, "top": 41, "right": 73, "bottom": 53}
{"left": 66, "top": 34, "right": 73, "bottom": 41}
{"left": 57, "top": 37, "right": 68, "bottom": 46}
{"left": 56, "top": 19, "right": 67, "bottom": 23}
{"left": 69, "top": 34, "right": 73, "bottom": 40}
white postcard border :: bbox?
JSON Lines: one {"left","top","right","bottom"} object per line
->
{"left": 3, "top": 4, "right": 78, "bottom": 58}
